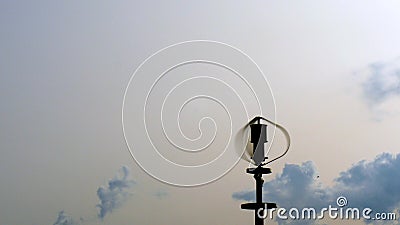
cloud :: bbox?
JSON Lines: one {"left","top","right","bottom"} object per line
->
{"left": 233, "top": 162, "right": 331, "bottom": 208}
{"left": 154, "top": 190, "right": 168, "bottom": 199}
{"left": 232, "top": 189, "right": 254, "bottom": 202}
{"left": 233, "top": 153, "right": 400, "bottom": 224}
{"left": 363, "top": 61, "right": 400, "bottom": 103}
{"left": 359, "top": 58, "right": 400, "bottom": 117}
{"left": 52, "top": 211, "right": 79, "bottom": 225}
{"left": 335, "top": 153, "right": 400, "bottom": 213}
{"left": 52, "top": 166, "right": 137, "bottom": 224}
{"left": 233, "top": 162, "right": 330, "bottom": 225}
{"left": 97, "top": 166, "right": 135, "bottom": 219}
{"left": 264, "top": 162, "right": 332, "bottom": 210}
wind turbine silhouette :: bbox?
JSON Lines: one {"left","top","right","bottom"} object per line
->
{"left": 241, "top": 116, "right": 291, "bottom": 225}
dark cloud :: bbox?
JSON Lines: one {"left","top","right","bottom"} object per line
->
{"left": 264, "top": 161, "right": 332, "bottom": 209}
{"left": 335, "top": 153, "right": 400, "bottom": 213}
{"left": 359, "top": 58, "right": 400, "bottom": 118}
{"left": 52, "top": 166, "right": 136, "bottom": 224}
{"left": 52, "top": 211, "right": 79, "bottom": 225}
{"left": 233, "top": 162, "right": 330, "bottom": 225}
{"left": 362, "top": 60, "right": 400, "bottom": 103}
{"left": 233, "top": 153, "right": 400, "bottom": 224}
{"left": 233, "top": 162, "right": 331, "bottom": 208}
{"left": 232, "top": 189, "right": 254, "bottom": 202}
{"left": 97, "top": 166, "right": 135, "bottom": 219}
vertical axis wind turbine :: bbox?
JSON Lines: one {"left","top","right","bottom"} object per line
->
{"left": 241, "top": 116, "right": 291, "bottom": 225}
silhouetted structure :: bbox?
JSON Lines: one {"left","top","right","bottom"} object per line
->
{"left": 241, "top": 117, "right": 277, "bottom": 225}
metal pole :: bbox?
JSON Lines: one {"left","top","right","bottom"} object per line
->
{"left": 241, "top": 117, "right": 279, "bottom": 225}
{"left": 254, "top": 173, "right": 264, "bottom": 225}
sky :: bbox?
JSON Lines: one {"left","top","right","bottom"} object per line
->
{"left": 1, "top": 1, "right": 400, "bottom": 225}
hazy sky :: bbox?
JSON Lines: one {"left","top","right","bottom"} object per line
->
{"left": 1, "top": 1, "right": 400, "bottom": 225}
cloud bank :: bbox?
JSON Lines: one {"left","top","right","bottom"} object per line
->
{"left": 233, "top": 153, "right": 400, "bottom": 224}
